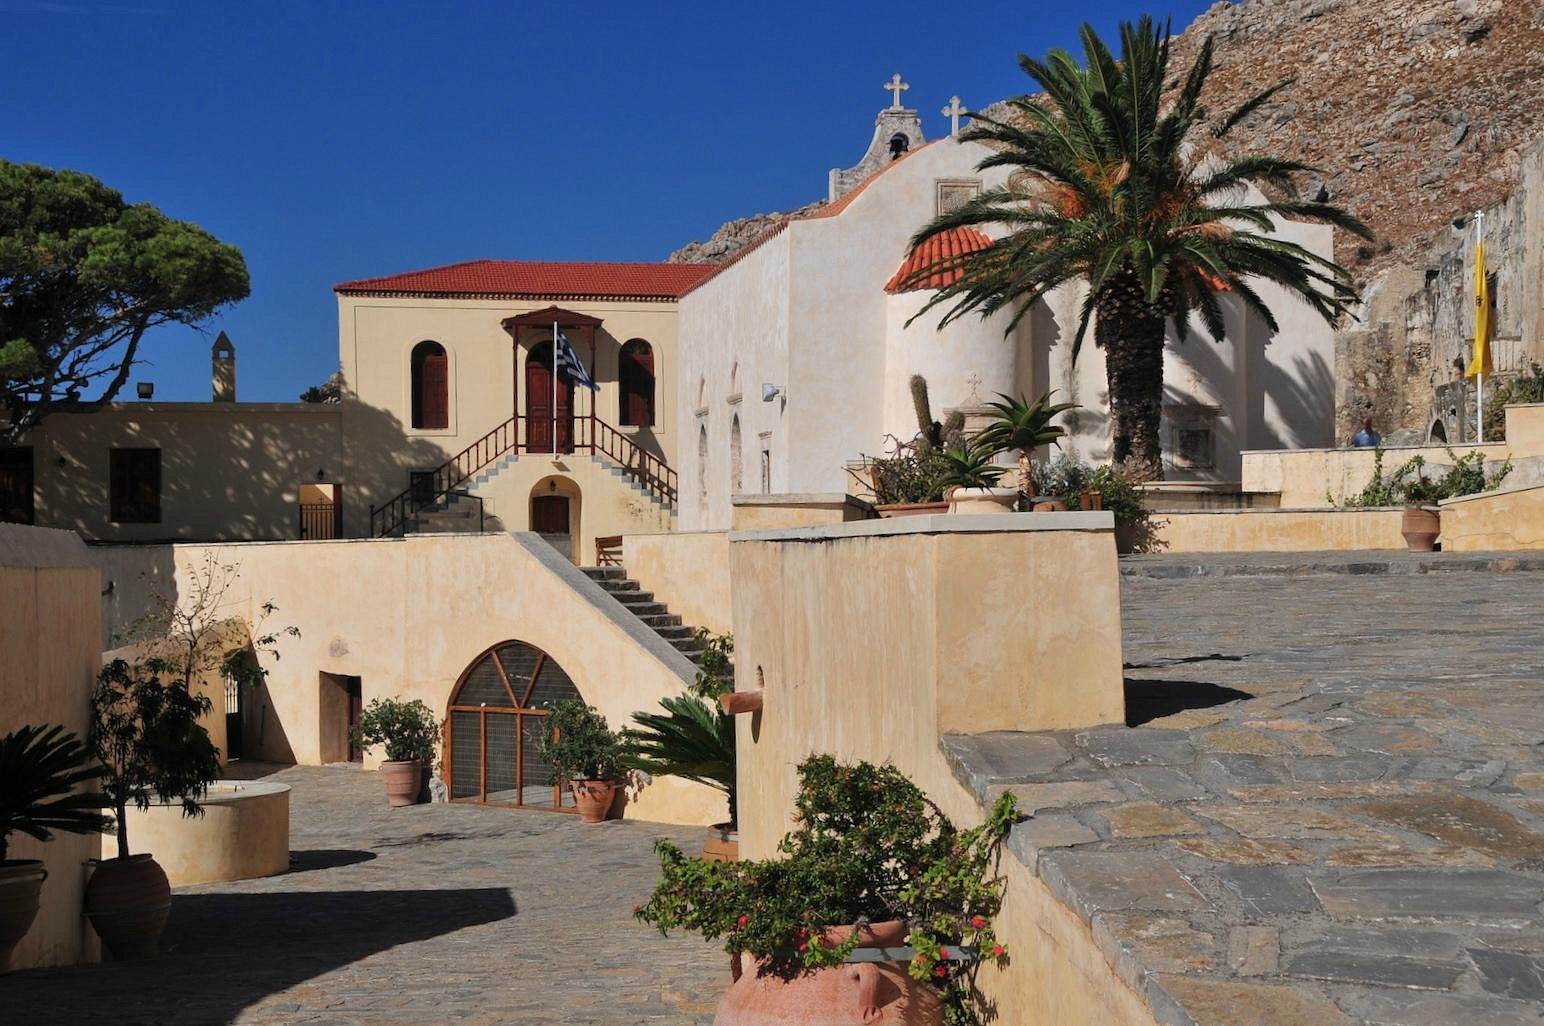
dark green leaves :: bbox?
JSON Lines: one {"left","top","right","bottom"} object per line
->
{"left": 0, "top": 723, "right": 110, "bottom": 861}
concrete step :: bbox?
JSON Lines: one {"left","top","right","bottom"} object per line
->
{"left": 613, "top": 590, "right": 658, "bottom": 606}
{"left": 635, "top": 613, "right": 683, "bottom": 629}
{"left": 579, "top": 566, "right": 625, "bottom": 580}
{"left": 652, "top": 624, "right": 694, "bottom": 641}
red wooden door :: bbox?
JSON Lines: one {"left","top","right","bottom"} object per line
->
{"left": 530, "top": 495, "right": 570, "bottom": 535}
{"left": 420, "top": 352, "right": 449, "bottom": 429}
{"left": 526, "top": 343, "right": 573, "bottom": 453}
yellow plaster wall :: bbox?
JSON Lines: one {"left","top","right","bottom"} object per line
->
{"left": 728, "top": 494, "right": 874, "bottom": 531}
{"left": 728, "top": 514, "right": 1152, "bottom": 1025}
{"left": 93, "top": 533, "right": 724, "bottom": 826}
{"left": 0, "top": 525, "right": 103, "bottom": 969}
{"left": 1506, "top": 403, "right": 1544, "bottom": 452}
{"left": 1439, "top": 483, "right": 1544, "bottom": 550}
{"left": 622, "top": 531, "right": 733, "bottom": 636}
{"left": 1151, "top": 508, "right": 1408, "bottom": 552}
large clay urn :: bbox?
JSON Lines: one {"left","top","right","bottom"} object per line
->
{"left": 380, "top": 759, "right": 422, "bottom": 808}
{"left": 85, "top": 854, "right": 171, "bottom": 960}
{"left": 571, "top": 780, "right": 619, "bottom": 824}
{"left": 1401, "top": 505, "right": 1440, "bottom": 552}
{"left": 0, "top": 861, "right": 46, "bottom": 972}
{"left": 714, "top": 920, "right": 942, "bottom": 1026}
{"left": 946, "top": 487, "right": 1018, "bottom": 515}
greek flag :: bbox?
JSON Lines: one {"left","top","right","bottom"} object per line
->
{"left": 554, "top": 330, "right": 599, "bottom": 391}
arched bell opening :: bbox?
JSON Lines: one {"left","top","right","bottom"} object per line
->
{"left": 445, "top": 640, "right": 582, "bottom": 811}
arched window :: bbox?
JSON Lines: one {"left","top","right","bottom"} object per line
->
{"left": 410, "top": 341, "right": 449, "bottom": 430}
{"left": 730, "top": 416, "right": 743, "bottom": 493}
{"left": 619, "top": 339, "right": 655, "bottom": 427}
{"left": 698, "top": 424, "right": 709, "bottom": 506}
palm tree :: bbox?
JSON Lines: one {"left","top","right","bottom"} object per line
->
{"left": 623, "top": 694, "right": 737, "bottom": 827}
{"left": 976, "top": 391, "right": 1076, "bottom": 503}
{"left": 906, "top": 17, "right": 1371, "bottom": 480}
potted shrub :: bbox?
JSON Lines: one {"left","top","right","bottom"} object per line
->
{"left": 350, "top": 697, "right": 439, "bottom": 808}
{"left": 1400, "top": 474, "right": 1443, "bottom": 552}
{"left": 637, "top": 755, "right": 1017, "bottom": 1025}
{"left": 938, "top": 441, "right": 1014, "bottom": 514}
{"left": 625, "top": 631, "right": 738, "bottom": 858}
{"left": 89, "top": 658, "right": 221, "bottom": 960}
{"left": 976, "top": 391, "right": 1077, "bottom": 509}
{"left": 539, "top": 699, "right": 624, "bottom": 824}
{"left": 0, "top": 725, "right": 110, "bottom": 973}
{"left": 867, "top": 439, "right": 952, "bottom": 517}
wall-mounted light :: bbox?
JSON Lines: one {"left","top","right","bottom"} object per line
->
{"left": 761, "top": 383, "right": 783, "bottom": 403}
{"left": 136, "top": 382, "right": 154, "bottom": 400}
{"left": 316, "top": 468, "right": 327, "bottom": 481}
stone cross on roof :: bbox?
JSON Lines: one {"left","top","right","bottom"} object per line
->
{"left": 884, "top": 73, "right": 909, "bottom": 110}
{"left": 942, "top": 96, "right": 967, "bottom": 136}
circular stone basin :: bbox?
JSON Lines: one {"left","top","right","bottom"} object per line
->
{"left": 118, "top": 780, "right": 290, "bottom": 886}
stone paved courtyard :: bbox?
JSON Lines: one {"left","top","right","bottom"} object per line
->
{"left": 3, "top": 765, "right": 724, "bottom": 1025}
{"left": 949, "top": 562, "right": 1544, "bottom": 1026}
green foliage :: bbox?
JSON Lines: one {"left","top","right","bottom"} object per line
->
{"left": 689, "top": 629, "right": 734, "bottom": 702}
{"left": 636, "top": 755, "right": 1018, "bottom": 1026}
{"left": 623, "top": 694, "right": 737, "bottom": 826}
{"left": 0, "top": 160, "right": 249, "bottom": 443}
{"left": 938, "top": 441, "right": 1005, "bottom": 491}
{"left": 867, "top": 437, "right": 952, "bottom": 505}
{"left": 0, "top": 724, "right": 110, "bottom": 862}
{"left": 1335, "top": 448, "right": 1512, "bottom": 508}
{"left": 351, "top": 697, "right": 439, "bottom": 764}
{"left": 91, "top": 658, "right": 221, "bottom": 861}
{"left": 1033, "top": 452, "right": 1093, "bottom": 498}
{"left": 538, "top": 699, "right": 623, "bottom": 782}
{"left": 1483, "top": 363, "right": 1544, "bottom": 442}
{"left": 976, "top": 391, "right": 1075, "bottom": 459}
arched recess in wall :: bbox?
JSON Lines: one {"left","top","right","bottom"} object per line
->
{"left": 529, "top": 474, "right": 581, "bottom": 563}
{"left": 445, "top": 640, "right": 582, "bottom": 811}
{"left": 697, "top": 423, "right": 709, "bottom": 508}
{"left": 730, "top": 415, "right": 743, "bottom": 493}
{"left": 410, "top": 340, "right": 450, "bottom": 430}
{"left": 619, "top": 339, "right": 656, "bottom": 427}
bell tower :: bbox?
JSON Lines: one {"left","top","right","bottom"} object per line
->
{"left": 212, "top": 331, "right": 237, "bottom": 402}
{"left": 828, "top": 72, "right": 927, "bottom": 202}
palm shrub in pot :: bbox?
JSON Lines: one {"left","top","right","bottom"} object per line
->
{"left": 975, "top": 391, "right": 1076, "bottom": 509}
{"left": 0, "top": 725, "right": 110, "bottom": 972}
{"left": 538, "top": 699, "right": 624, "bottom": 823}
{"left": 350, "top": 697, "right": 439, "bottom": 808}
{"left": 624, "top": 631, "right": 738, "bottom": 856}
{"left": 637, "top": 755, "right": 1018, "bottom": 1025}
{"left": 938, "top": 441, "right": 1013, "bottom": 514}
{"left": 90, "top": 657, "right": 221, "bottom": 960}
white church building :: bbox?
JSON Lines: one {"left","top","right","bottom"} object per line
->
{"left": 677, "top": 80, "right": 1340, "bottom": 530}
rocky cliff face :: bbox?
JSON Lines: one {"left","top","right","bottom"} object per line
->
{"left": 667, "top": 200, "right": 825, "bottom": 264}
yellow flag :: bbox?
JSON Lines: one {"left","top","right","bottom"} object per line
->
{"left": 1465, "top": 237, "right": 1491, "bottom": 378}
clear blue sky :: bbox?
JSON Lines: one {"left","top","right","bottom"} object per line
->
{"left": 5, "top": 0, "right": 1213, "bottom": 402}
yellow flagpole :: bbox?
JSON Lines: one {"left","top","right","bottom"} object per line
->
{"left": 1465, "top": 211, "right": 1490, "bottom": 442}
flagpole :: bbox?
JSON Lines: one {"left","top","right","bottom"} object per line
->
{"left": 1475, "top": 211, "right": 1484, "bottom": 445}
{"left": 552, "top": 320, "right": 558, "bottom": 457}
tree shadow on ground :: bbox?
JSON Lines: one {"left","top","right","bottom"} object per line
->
{"left": 284, "top": 848, "right": 377, "bottom": 873}
{"left": 1123, "top": 653, "right": 1245, "bottom": 670}
{"left": 1125, "top": 677, "right": 1254, "bottom": 727}
{"left": 4, "top": 887, "right": 516, "bottom": 1025}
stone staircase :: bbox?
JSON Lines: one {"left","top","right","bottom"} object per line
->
{"left": 408, "top": 490, "right": 503, "bottom": 534}
{"left": 466, "top": 451, "right": 677, "bottom": 517}
{"left": 577, "top": 566, "right": 705, "bottom": 664}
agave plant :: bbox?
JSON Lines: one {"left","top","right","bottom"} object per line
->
{"left": 907, "top": 17, "right": 1371, "bottom": 480}
{"left": 938, "top": 440, "right": 1006, "bottom": 493}
{"left": 0, "top": 724, "right": 111, "bottom": 863}
{"left": 975, "top": 391, "right": 1077, "bottom": 502}
{"left": 623, "top": 694, "right": 737, "bottom": 828}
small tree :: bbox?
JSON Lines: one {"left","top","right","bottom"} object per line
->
{"left": 91, "top": 659, "right": 222, "bottom": 861}
{"left": 0, "top": 724, "right": 110, "bottom": 863}
{"left": 539, "top": 700, "right": 623, "bottom": 783}
{"left": 975, "top": 391, "right": 1076, "bottom": 504}
{"left": 0, "top": 160, "right": 249, "bottom": 444}
{"left": 350, "top": 698, "right": 439, "bottom": 763}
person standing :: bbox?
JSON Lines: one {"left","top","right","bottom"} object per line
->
{"left": 1352, "top": 416, "right": 1382, "bottom": 448}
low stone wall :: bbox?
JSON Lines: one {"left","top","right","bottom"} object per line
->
{"left": 1242, "top": 404, "right": 1544, "bottom": 508}
{"left": 1151, "top": 508, "right": 1408, "bottom": 552}
{"left": 0, "top": 525, "right": 103, "bottom": 969}
{"left": 729, "top": 492, "right": 876, "bottom": 531}
{"left": 120, "top": 781, "right": 290, "bottom": 886}
{"left": 1439, "top": 482, "right": 1544, "bottom": 551}
{"left": 621, "top": 531, "right": 733, "bottom": 636}
{"left": 730, "top": 513, "right": 1151, "bottom": 1024}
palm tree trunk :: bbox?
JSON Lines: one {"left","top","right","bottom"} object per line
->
{"left": 1096, "top": 273, "right": 1168, "bottom": 481}
{"left": 1017, "top": 450, "right": 1034, "bottom": 509}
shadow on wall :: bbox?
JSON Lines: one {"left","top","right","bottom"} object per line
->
{"left": 332, "top": 399, "right": 478, "bottom": 538}
{"left": 2, "top": 887, "right": 516, "bottom": 1021}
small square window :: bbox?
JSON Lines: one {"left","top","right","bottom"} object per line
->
{"left": 936, "top": 179, "right": 982, "bottom": 216}
{"left": 110, "top": 448, "right": 161, "bottom": 523}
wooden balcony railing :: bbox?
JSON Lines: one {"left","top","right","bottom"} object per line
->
{"left": 370, "top": 414, "right": 677, "bottom": 537}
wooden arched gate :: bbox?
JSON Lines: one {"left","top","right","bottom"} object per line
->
{"left": 445, "top": 640, "right": 582, "bottom": 811}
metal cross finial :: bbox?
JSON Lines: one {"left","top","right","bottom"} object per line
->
{"left": 942, "top": 96, "right": 967, "bottom": 136}
{"left": 884, "top": 73, "right": 909, "bottom": 109}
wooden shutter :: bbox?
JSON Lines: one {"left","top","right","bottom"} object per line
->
{"left": 621, "top": 341, "right": 655, "bottom": 427}
{"left": 422, "top": 352, "right": 449, "bottom": 429}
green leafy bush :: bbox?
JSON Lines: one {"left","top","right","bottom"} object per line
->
{"left": 350, "top": 697, "right": 439, "bottom": 763}
{"left": 1336, "top": 448, "right": 1512, "bottom": 507}
{"left": 1483, "top": 362, "right": 1544, "bottom": 441}
{"left": 636, "top": 755, "right": 1017, "bottom": 1026}
{"left": 538, "top": 699, "right": 623, "bottom": 782}
{"left": 867, "top": 439, "right": 952, "bottom": 504}
{"left": 0, "top": 724, "right": 110, "bottom": 862}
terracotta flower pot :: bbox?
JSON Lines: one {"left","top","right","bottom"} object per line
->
{"left": 702, "top": 822, "right": 739, "bottom": 863}
{"left": 714, "top": 920, "right": 942, "bottom": 1025}
{"left": 380, "top": 759, "right": 422, "bottom": 808}
{"left": 0, "top": 861, "right": 47, "bottom": 973}
{"left": 946, "top": 487, "right": 1018, "bottom": 514}
{"left": 571, "top": 779, "right": 619, "bottom": 824}
{"left": 84, "top": 854, "right": 171, "bottom": 961}
{"left": 1401, "top": 505, "right": 1440, "bottom": 552}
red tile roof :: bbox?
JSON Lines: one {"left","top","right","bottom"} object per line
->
{"left": 883, "top": 227, "right": 992, "bottom": 293}
{"left": 333, "top": 259, "right": 715, "bottom": 300}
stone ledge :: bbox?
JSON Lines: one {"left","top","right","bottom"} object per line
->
{"left": 730, "top": 510, "right": 1114, "bottom": 543}
{"left": 1120, "top": 550, "right": 1544, "bottom": 578}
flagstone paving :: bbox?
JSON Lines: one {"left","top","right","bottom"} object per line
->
{"left": 3, "top": 765, "right": 724, "bottom": 1025}
{"left": 947, "top": 566, "right": 1544, "bottom": 1026}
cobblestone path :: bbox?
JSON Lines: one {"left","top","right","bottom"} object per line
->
{"left": 4, "top": 766, "right": 723, "bottom": 1025}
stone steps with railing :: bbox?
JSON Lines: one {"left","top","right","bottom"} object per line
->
{"left": 578, "top": 566, "right": 706, "bottom": 663}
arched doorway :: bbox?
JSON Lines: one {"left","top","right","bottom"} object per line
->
{"left": 445, "top": 640, "right": 582, "bottom": 811}
{"left": 530, "top": 475, "right": 580, "bottom": 562}
{"left": 526, "top": 341, "right": 573, "bottom": 453}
